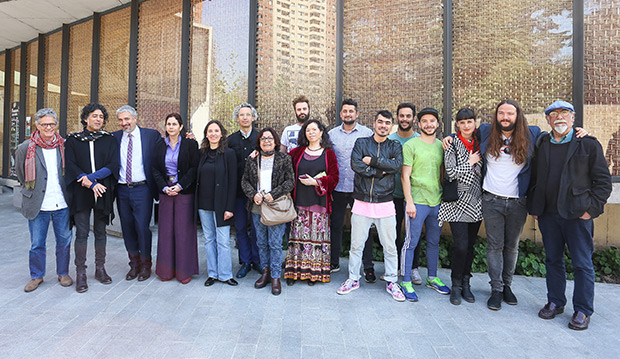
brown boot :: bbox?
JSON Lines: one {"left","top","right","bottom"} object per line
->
{"left": 271, "top": 278, "right": 282, "bottom": 296}
{"left": 76, "top": 269, "right": 88, "bottom": 293}
{"left": 254, "top": 267, "right": 270, "bottom": 289}
{"left": 24, "top": 278, "right": 43, "bottom": 292}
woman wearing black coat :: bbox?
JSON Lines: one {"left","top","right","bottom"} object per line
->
{"left": 196, "top": 120, "right": 238, "bottom": 287}
{"left": 152, "top": 113, "right": 200, "bottom": 284}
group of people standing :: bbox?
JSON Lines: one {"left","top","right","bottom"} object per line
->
{"left": 16, "top": 95, "right": 612, "bottom": 331}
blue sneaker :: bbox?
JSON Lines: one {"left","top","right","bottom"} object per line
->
{"left": 426, "top": 277, "right": 450, "bottom": 295}
{"left": 400, "top": 281, "right": 419, "bottom": 302}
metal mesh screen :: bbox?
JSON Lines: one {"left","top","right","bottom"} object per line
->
{"left": 0, "top": 53, "right": 4, "bottom": 175}
{"left": 584, "top": 0, "right": 620, "bottom": 176}
{"left": 44, "top": 32, "right": 62, "bottom": 112}
{"left": 67, "top": 20, "right": 93, "bottom": 134}
{"left": 11, "top": 49, "right": 20, "bottom": 103}
{"left": 255, "top": 0, "right": 338, "bottom": 133}
{"left": 190, "top": 0, "right": 249, "bottom": 139}
{"left": 26, "top": 41, "right": 38, "bottom": 139}
{"left": 452, "top": 0, "right": 573, "bottom": 126}
{"left": 99, "top": 7, "right": 131, "bottom": 125}
{"left": 136, "top": 0, "right": 183, "bottom": 134}
{"left": 343, "top": 0, "right": 443, "bottom": 129}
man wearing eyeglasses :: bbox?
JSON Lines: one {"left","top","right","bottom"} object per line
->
{"left": 15, "top": 108, "right": 73, "bottom": 292}
{"left": 527, "top": 100, "right": 611, "bottom": 330}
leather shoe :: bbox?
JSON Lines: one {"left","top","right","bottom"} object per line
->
{"left": 76, "top": 272, "right": 88, "bottom": 293}
{"left": 204, "top": 277, "right": 217, "bottom": 286}
{"left": 95, "top": 266, "right": 112, "bottom": 284}
{"left": 271, "top": 278, "right": 282, "bottom": 295}
{"left": 222, "top": 278, "right": 238, "bottom": 286}
{"left": 538, "top": 302, "right": 564, "bottom": 320}
{"left": 58, "top": 275, "right": 73, "bottom": 287}
{"left": 236, "top": 263, "right": 252, "bottom": 278}
{"left": 137, "top": 268, "right": 151, "bottom": 281}
{"left": 126, "top": 266, "right": 140, "bottom": 281}
{"left": 286, "top": 278, "right": 295, "bottom": 286}
{"left": 252, "top": 263, "right": 262, "bottom": 273}
{"left": 24, "top": 278, "right": 43, "bottom": 292}
{"left": 307, "top": 280, "right": 315, "bottom": 286}
{"left": 255, "top": 268, "right": 270, "bottom": 289}
{"left": 503, "top": 285, "right": 518, "bottom": 305}
{"left": 569, "top": 311, "right": 590, "bottom": 330}
{"left": 487, "top": 290, "right": 502, "bottom": 311}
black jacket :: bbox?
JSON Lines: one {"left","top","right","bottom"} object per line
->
{"left": 65, "top": 133, "right": 119, "bottom": 223}
{"left": 241, "top": 152, "right": 295, "bottom": 207}
{"left": 228, "top": 128, "right": 259, "bottom": 197}
{"left": 195, "top": 147, "right": 237, "bottom": 227}
{"left": 152, "top": 137, "right": 200, "bottom": 195}
{"left": 527, "top": 133, "right": 612, "bottom": 219}
{"left": 351, "top": 136, "right": 403, "bottom": 203}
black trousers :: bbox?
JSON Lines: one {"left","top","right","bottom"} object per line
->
{"left": 449, "top": 221, "right": 481, "bottom": 281}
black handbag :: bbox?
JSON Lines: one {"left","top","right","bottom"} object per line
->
{"left": 442, "top": 141, "right": 459, "bottom": 202}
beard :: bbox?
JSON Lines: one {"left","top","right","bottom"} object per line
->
{"left": 420, "top": 126, "right": 437, "bottom": 136}
{"left": 296, "top": 112, "right": 309, "bottom": 123}
{"left": 553, "top": 121, "right": 568, "bottom": 134}
{"left": 500, "top": 122, "right": 516, "bottom": 132}
{"left": 342, "top": 118, "right": 356, "bottom": 125}
{"left": 398, "top": 121, "right": 412, "bottom": 132}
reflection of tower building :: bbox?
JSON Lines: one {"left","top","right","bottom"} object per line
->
{"left": 257, "top": 0, "right": 337, "bottom": 128}
{"left": 189, "top": 13, "right": 215, "bottom": 143}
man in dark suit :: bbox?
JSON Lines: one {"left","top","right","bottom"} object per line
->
{"left": 113, "top": 105, "right": 162, "bottom": 281}
{"left": 15, "top": 108, "right": 73, "bottom": 292}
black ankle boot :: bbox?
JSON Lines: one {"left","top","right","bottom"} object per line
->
{"left": 450, "top": 278, "right": 462, "bottom": 305}
{"left": 462, "top": 275, "right": 475, "bottom": 303}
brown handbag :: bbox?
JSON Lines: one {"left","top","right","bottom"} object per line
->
{"left": 257, "top": 156, "right": 297, "bottom": 226}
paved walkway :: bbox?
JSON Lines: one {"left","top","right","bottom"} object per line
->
{"left": 1, "top": 190, "right": 619, "bottom": 358}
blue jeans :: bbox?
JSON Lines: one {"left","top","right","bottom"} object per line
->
{"left": 199, "top": 210, "right": 233, "bottom": 281}
{"left": 538, "top": 213, "right": 595, "bottom": 316}
{"left": 251, "top": 213, "right": 285, "bottom": 278}
{"left": 482, "top": 192, "right": 527, "bottom": 291}
{"left": 402, "top": 203, "right": 441, "bottom": 279}
{"left": 28, "top": 207, "right": 72, "bottom": 279}
{"left": 234, "top": 197, "right": 259, "bottom": 265}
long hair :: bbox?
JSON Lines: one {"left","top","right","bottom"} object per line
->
{"left": 297, "top": 119, "right": 332, "bottom": 149}
{"left": 487, "top": 99, "right": 531, "bottom": 165}
{"left": 254, "top": 127, "right": 281, "bottom": 152}
{"left": 80, "top": 103, "right": 108, "bottom": 128}
{"left": 201, "top": 120, "right": 228, "bottom": 154}
{"left": 164, "top": 113, "right": 187, "bottom": 138}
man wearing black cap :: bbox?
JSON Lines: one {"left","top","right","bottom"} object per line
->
{"left": 401, "top": 107, "right": 451, "bottom": 301}
{"left": 528, "top": 100, "right": 611, "bottom": 330}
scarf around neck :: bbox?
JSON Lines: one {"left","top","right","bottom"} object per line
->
{"left": 457, "top": 129, "right": 479, "bottom": 153}
{"left": 69, "top": 128, "right": 110, "bottom": 142}
{"left": 25, "top": 130, "right": 65, "bottom": 189}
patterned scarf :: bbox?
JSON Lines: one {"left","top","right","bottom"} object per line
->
{"left": 457, "top": 129, "right": 479, "bottom": 153}
{"left": 68, "top": 128, "right": 110, "bottom": 142}
{"left": 25, "top": 130, "right": 65, "bottom": 189}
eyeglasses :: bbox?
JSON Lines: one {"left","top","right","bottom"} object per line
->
{"left": 39, "top": 123, "right": 57, "bottom": 128}
{"left": 548, "top": 109, "right": 573, "bottom": 119}
{"left": 502, "top": 138, "right": 511, "bottom": 155}
{"left": 260, "top": 137, "right": 274, "bottom": 142}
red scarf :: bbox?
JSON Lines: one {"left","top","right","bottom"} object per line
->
{"left": 25, "top": 130, "right": 65, "bottom": 189}
{"left": 457, "top": 129, "right": 479, "bottom": 153}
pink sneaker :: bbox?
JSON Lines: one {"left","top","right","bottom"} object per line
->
{"left": 337, "top": 279, "right": 360, "bottom": 295}
{"left": 386, "top": 282, "right": 406, "bottom": 302}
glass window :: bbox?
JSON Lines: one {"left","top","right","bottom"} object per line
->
{"left": 26, "top": 41, "right": 38, "bottom": 139}
{"left": 67, "top": 20, "right": 93, "bottom": 134}
{"left": 343, "top": 0, "right": 443, "bottom": 129}
{"left": 256, "top": 0, "right": 337, "bottom": 132}
{"left": 189, "top": 0, "right": 250, "bottom": 141}
{"left": 99, "top": 6, "right": 131, "bottom": 126}
{"left": 584, "top": 0, "right": 620, "bottom": 176}
{"left": 0, "top": 53, "right": 4, "bottom": 175}
{"left": 136, "top": 0, "right": 183, "bottom": 134}
{"left": 44, "top": 32, "right": 62, "bottom": 113}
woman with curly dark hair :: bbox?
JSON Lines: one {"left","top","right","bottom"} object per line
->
{"left": 284, "top": 119, "right": 339, "bottom": 286}
{"left": 196, "top": 120, "right": 238, "bottom": 287}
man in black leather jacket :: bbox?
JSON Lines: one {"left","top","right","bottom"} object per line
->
{"left": 528, "top": 100, "right": 612, "bottom": 331}
{"left": 336, "top": 110, "right": 405, "bottom": 301}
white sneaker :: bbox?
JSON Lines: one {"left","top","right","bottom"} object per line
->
{"left": 411, "top": 268, "right": 422, "bottom": 285}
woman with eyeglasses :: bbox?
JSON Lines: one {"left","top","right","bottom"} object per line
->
{"left": 438, "top": 108, "right": 483, "bottom": 305}
{"left": 196, "top": 120, "right": 238, "bottom": 287}
{"left": 152, "top": 113, "right": 200, "bottom": 284}
{"left": 241, "top": 128, "right": 294, "bottom": 295}
{"left": 284, "top": 119, "right": 339, "bottom": 286}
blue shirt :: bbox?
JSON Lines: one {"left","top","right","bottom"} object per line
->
{"left": 550, "top": 128, "right": 574, "bottom": 144}
{"left": 164, "top": 136, "right": 181, "bottom": 184}
{"left": 328, "top": 123, "right": 373, "bottom": 193}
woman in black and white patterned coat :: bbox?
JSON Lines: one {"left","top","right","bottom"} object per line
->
{"left": 438, "top": 108, "right": 483, "bottom": 306}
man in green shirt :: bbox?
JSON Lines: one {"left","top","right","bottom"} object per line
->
{"left": 400, "top": 107, "right": 449, "bottom": 301}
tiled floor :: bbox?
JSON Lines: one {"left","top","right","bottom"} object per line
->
{"left": 1, "top": 190, "right": 619, "bottom": 358}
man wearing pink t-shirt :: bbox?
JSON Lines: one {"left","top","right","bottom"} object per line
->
{"left": 336, "top": 110, "right": 405, "bottom": 301}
